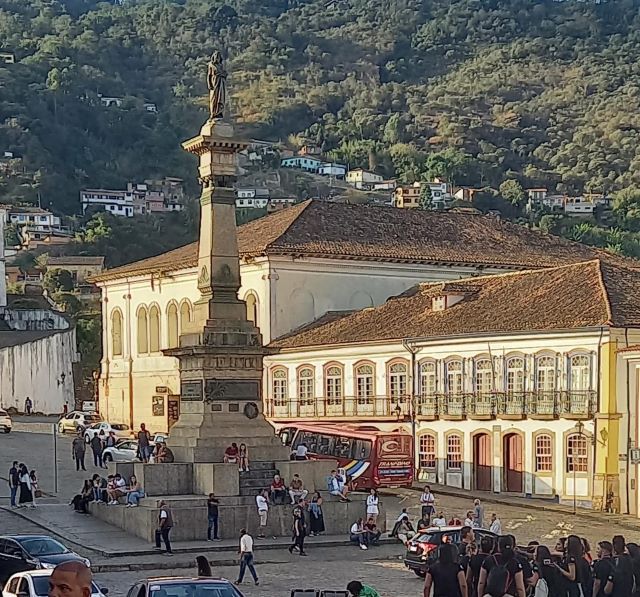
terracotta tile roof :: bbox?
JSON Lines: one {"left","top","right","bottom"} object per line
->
{"left": 270, "top": 260, "right": 640, "bottom": 350}
{"left": 92, "top": 200, "right": 639, "bottom": 283}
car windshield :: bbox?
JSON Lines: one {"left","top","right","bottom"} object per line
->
{"left": 111, "top": 424, "right": 129, "bottom": 431}
{"left": 32, "top": 578, "right": 101, "bottom": 596}
{"left": 19, "top": 537, "right": 68, "bottom": 556}
{"left": 149, "top": 583, "right": 241, "bottom": 597}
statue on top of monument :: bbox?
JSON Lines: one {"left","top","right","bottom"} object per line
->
{"left": 207, "top": 51, "right": 227, "bottom": 120}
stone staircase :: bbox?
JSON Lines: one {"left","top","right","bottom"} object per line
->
{"left": 239, "top": 460, "right": 278, "bottom": 496}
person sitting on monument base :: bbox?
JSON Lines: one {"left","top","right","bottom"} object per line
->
{"left": 156, "top": 443, "right": 174, "bottom": 464}
{"left": 224, "top": 443, "right": 239, "bottom": 465}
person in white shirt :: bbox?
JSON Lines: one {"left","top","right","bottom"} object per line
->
{"left": 489, "top": 512, "right": 502, "bottom": 535}
{"left": 464, "top": 510, "right": 474, "bottom": 527}
{"left": 295, "top": 443, "right": 308, "bottom": 461}
{"left": 236, "top": 528, "right": 259, "bottom": 585}
{"left": 419, "top": 485, "right": 435, "bottom": 523}
{"left": 255, "top": 490, "right": 269, "bottom": 538}
{"left": 366, "top": 488, "right": 379, "bottom": 523}
{"left": 350, "top": 518, "right": 368, "bottom": 550}
{"left": 107, "top": 473, "right": 127, "bottom": 505}
{"left": 328, "top": 469, "right": 350, "bottom": 501}
{"left": 432, "top": 511, "right": 446, "bottom": 527}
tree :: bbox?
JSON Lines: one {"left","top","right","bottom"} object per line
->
{"left": 419, "top": 183, "right": 433, "bottom": 210}
{"left": 422, "top": 149, "right": 470, "bottom": 185}
{"left": 499, "top": 180, "right": 525, "bottom": 207}
{"left": 44, "top": 268, "right": 74, "bottom": 294}
{"left": 3, "top": 223, "right": 20, "bottom": 246}
{"left": 612, "top": 187, "right": 640, "bottom": 231}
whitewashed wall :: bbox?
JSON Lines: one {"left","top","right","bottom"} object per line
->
{"left": 0, "top": 329, "right": 77, "bottom": 414}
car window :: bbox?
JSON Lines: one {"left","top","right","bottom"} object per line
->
{"left": 126, "top": 584, "right": 144, "bottom": 597}
{"left": 4, "top": 540, "right": 23, "bottom": 557}
{"left": 6, "top": 578, "right": 20, "bottom": 594}
{"left": 442, "top": 531, "right": 461, "bottom": 544}
{"left": 17, "top": 578, "right": 29, "bottom": 594}
{"left": 19, "top": 537, "right": 67, "bottom": 556}
{"left": 112, "top": 424, "right": 129, "bottom": 431}
{"left": 119, "top": 442, "right": 135, "bottom": 450}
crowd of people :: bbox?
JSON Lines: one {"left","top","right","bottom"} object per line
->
{"left": 7, "top": 461, "right": 39, "bottom": 509}
{"left": 70, "top": 472, "right": 146, "bottom": 513}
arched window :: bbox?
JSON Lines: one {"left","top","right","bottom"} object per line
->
{"left": 272, "top": 368, "right": 288, "bottom": 406}
{"left": 419, "top": 433, "right": 436, "bottom": 469}
{"left": 245, "top": 292, "right": 258, "bottom": 325}
{"left": 388, "top": 361, "right": 408, "bottom": 399}
{"left": 446, "top": 433, "right": 462, "bottom": 470}
{"left": 355, "top": 363, "right": 375, "bottom": 404}
{"left": 111, "top": 309, "right": 123, "bottom": 357}
{"left": 536, "top": 355, "right": 556, "bottom": 392}
{"left": 446, "top": 360, "right": 463, "bottom": 394}
{"left": 149, "top": 305, "right": 160, "bottom": 353}
{"left": 535, "top": 434, "right": 553, "bottom": 472}
{"left": 570, "top": 354, "right": 591, "bottom": 391}
{"left": 419, "top": 361, "right": 436, "bottom": 396}
{"left": 298, "top": 367, "right": 315, "bottom": 404}
{"left": 179, "top": 300, "right": 193, "bottom": 333}
{"left": 506, "top": 356, "right": 525, "bottom": 393}
{"left": 325, "top": 364, "right": 343, "bottom": 405}
{"left": 475, "top": 359, "right": 493, "bottom": 394}
{"left": 137, "top": 306, "right": 148, "bottom": 355}
{"left": 566, "top": 433, "right": 588, "bottom": 473}
{"left": 167, "top": 303, "right": 179, "bottom": 349}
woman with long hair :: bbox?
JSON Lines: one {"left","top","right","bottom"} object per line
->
{"left": 196, "top": 555, "right": 212, "bottom": 576}
{"left": 530, "top": 545, "right": 565, "bottom": 596}
{"left": 309, "top": 491, "right": 325, "bottom": 536}
{"left": 555, "top": 534, "right": 589, "bottom": 597}
{"left": 18, "top": 463, "right": 33, "bottom": 508}
{"left": 478, "top": 535, "right": 526, "bottom": 597}
{"left": 238, "top": 443, "right": 249, "bottom": 472}
{"left": 423, "top": 542, "right": 466, "bottom": 597}
{"left": 29, "top": 470, "right": 39, "bottom": 507}
{"left": 626, "top": 542, "right": 640, "bottom": 597}
{"left": 366, "top": 488, "right": 379, "bottom": 524}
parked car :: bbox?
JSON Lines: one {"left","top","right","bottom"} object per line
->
{"left": 0, "top": 409, "right": 12, "bottom": 433}
{"left": 0, "top": 536, "right": 90, "bottom": 585}
{"left": 403, "top": 526, "right": 498, "bottom": 577}
{"left": 3, "top": 570, "right": 107, "bottom": 597}
{"left": 83, "top": 422, "right": 132, "bottom": 443}
{"left": 125, "top": 577, "right": 244, "bottom": 597}
{"left": 102, "top": 439, "right": 139, "bottom": 463}
{"left": 57, "top": 411, "right": 102, "bottom": 434}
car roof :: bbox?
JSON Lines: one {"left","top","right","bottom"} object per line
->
{"left": 1, "top": 535, "right": 53, "bottom": 540}
{"left": 144, "top": 578, "right": 232, "bottom": 584}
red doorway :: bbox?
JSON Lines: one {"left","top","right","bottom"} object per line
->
{"left": 503, "top": 433, "right": 524, "bottom": 493}
{"left": 473, "top": 433, "right": 492, "bottom": 491}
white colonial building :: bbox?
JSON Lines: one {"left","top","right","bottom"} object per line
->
{"left": 265, "top": 260, "right": 640, "bottom": 513}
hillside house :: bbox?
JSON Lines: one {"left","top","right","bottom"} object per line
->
{"left": 345, "top": 168, "right": 383, "bottom": 190}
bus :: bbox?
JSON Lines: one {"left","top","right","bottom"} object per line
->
{"left": 280, "top": 424, "right": 414, "bottom": 490}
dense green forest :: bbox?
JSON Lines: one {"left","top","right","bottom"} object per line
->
{"left": 3, "top": 0, "right": 640, "bottom": 218}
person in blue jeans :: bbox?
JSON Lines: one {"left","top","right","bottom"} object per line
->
{"left": 8, "top": 461, "right": 19, "bottom": 508}
{"left": 236, "top": 529, "right": 259, "bottom": 586}
{"left": 126, "top": 475, "right": 145, "bottom": 507}
{"left": 207, "top": 493, "right": 220, "bottom": 541}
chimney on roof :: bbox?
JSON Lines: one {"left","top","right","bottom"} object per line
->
{"left": 431, "top": 283, "right": 479, "bottom": 312}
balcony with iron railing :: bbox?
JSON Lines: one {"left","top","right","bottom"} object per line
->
{"left": 265, "top": 390, "right": 596, "bottom": 421}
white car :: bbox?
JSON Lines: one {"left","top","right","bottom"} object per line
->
{"left": 0, "top": 409, "right": 12, "bottom": 433}
{"left": 102, "top": 439, "right": 139, "bottom": 463}
{"left": 3, "top": 570, "right": 108, "bottom": 597}
{"left": 57, "top": 411, "right": 102, "bottom": 434}
{"left": 83, "top": 422, "right": 132, "bottom": 443}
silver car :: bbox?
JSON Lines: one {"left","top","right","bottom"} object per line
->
{"left": 0, "top": 409, "right": 12, "bottom": 433}
{"left": 57, "top": 411, "right": 102, "bottom": 434}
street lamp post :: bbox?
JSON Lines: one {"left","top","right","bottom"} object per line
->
{"left": 573, "top": 420, "right": 585, "bottom": 515}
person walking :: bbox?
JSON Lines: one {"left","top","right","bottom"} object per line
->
{"left": 90, "top": 433, "right": 104, "bottom": 469}
{"left": 137, "top": 423, "right": 152, "bottom": 463}
{"left": 289, "top": 507, "right": 307, "bottom": 556}
{"left": 18, "top": 463, "right": 34, "bottom": 508}
{"left": 154, "top": 500, "right": 173, "bottom": 556}
{"left": 472, "top": 498, "right": 484, "bottom": 528}
{"left": 420, "top": 485, "right": 436, "bottom": 523}
{"left": 309, "top": 491, "right": 325, "bottom": 536}
{"left": 8, "top": 461, "right": 19, "bottom": 508}
{"left": 467, "top": 535, "right": 494, "bottom": 597}
{"left": 256, "top": 489, "right": 269, "bottom": 538}
{"left": 236, "top": 528, "right": 259, "bottom": 586}
{"left": 592, "top": 541, "right": 614, "bottom": 597}
{"left": 24, "top": 397, "right": 32, "bottom": 415}
{"left": 366, "top": 488, "right": 380, "bottom": 524}
{"left": 207, "top": 493, "right": 220, "bottom": 541}
{"left": 72, "top": 434, "right": 86, "bottom": 472}
{"left": 478, "top": 535, "right": 525, "bottom": 597}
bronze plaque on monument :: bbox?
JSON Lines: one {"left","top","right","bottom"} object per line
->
{"left": 204, "top": 379, "right": 259, "bottom": 402}
{"left": 181, "top": 380, "right": 204, "bottom": 401}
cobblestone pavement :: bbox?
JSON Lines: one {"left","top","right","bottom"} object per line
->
{"left": 94, "top": 547, "right": 416, "bottom": 597}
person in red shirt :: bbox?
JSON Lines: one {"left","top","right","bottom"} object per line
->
{"left": 270, "top": 474, "right": 287, "bottom": 504}
{"left": 223, "top": 442, "right": 239, "bottom": 464}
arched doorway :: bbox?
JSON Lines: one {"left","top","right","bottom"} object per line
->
{"left": 503, "top": 433, "right": 524, "bottom": 493}
{"left": 473, "top": 433, "right": 492, "bottom": 491}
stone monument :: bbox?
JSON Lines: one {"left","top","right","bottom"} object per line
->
{"left": 164, "top": 52, "right": 288, "bottom": 464}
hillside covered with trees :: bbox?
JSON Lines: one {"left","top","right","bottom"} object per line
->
{"left": 2, "top": 0, "right": 640, "bottom": 218}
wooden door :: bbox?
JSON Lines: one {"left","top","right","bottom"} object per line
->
{"left": 504, "top": 433, "right": 523, "bottom": 493}
{"left": 474, "top": 433, "right": 492, "bottom": 491}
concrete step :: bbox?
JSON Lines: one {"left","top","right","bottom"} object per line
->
{"left": 250, "top": 461, "right": 276, "bottom": 471}
{"left": 240, "top": 478, "right": 275, "bottom": 489}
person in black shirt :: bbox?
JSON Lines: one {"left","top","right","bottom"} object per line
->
{"left": 467, "top": 535, "right": 494, "bottom": 597}
{"left": 423, "top": 542, "right": 467, "bottom": 597}
{"left": 555, "top": 534, "right": 587, "bottom": 597}
{"left": 8, "top": 461, "right": 19, "bottom": 508}
{"left": 606, "top": 535, "right": 636, "bottom": 597}
{"left": 458, "top": 526, "right": 476, "bottom": 569}
{"left": 508, "top": 534, "right": 533, "bottom": 589}
{"left": 207, "top": 493, "right": 220, "bottom": 541}
{"left": 478, "top": 535, "right": 526, "bottom": 597}
{"left": 531, "top": 545, "right": 566, "bottom": 596}
{"left": 592, "top": 541, "right": 614, "bottom": 597}
{"left": 627, "top": 542, "right": 640, "bottom": 597}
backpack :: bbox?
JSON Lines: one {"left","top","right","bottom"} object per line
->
{"left": 486, "top": 557, "right": 511, "bottom": 597}
{"left": 533, "top": 578, "right": 549, "bottom": 597}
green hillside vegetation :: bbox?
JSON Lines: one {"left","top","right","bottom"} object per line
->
{"left": 4, "top": 0, "right": 640, "bottom": 259}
